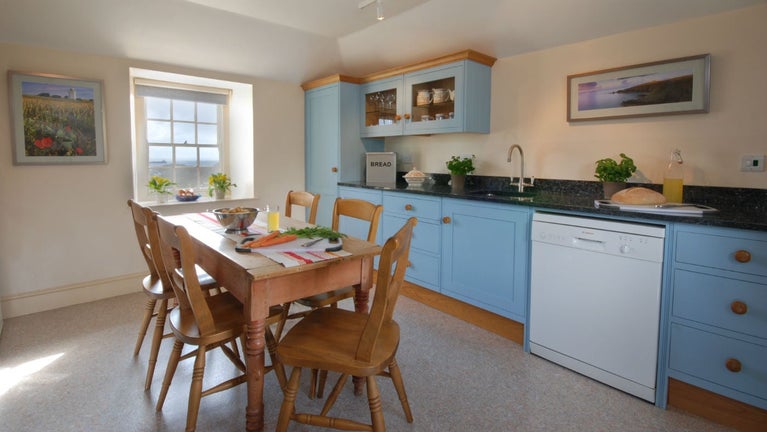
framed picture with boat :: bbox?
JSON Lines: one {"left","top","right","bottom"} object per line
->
{"left": 567, "top": 54, "right": 710, "bottom": 122}
{"left": 8, "top": 71, "right": 106, "bottom": 165}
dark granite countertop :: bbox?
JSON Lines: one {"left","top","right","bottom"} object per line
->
{"left": 339, "top": 175, "right": 767, "bottom": 232}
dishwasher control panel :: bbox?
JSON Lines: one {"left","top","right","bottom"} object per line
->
{"left": 532, "top": 212, "right": 665, "bottom": 262}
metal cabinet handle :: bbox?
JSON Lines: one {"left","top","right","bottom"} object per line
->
{"left": 730, "top": 301, "right": 748, "bottom": 315}
{"left": 442, "top": 216, "right": 451, "bottom": 224}
{"left": 407, "top": 260, "right": 412, "bottom": 268}
{"left": 404, "top": 204, "right": 413, "bottom": 211}
{"left": 331, "top": 167, "right": 338, "bottom": 173}
{"left": 403, "top": 113, "right": 411, "bottom": 120}
{"left": 725, "top": 358, "right": 742, "bottom": 373}
{"left": 734, "top": 250, "right": 751, "bottom": 263}
{"left": 395, "top": 114, "right": 402, "bottom": 121}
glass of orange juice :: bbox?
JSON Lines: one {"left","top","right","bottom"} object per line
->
{"left": 266, "top": 205, "right": 280, "bottom": 232}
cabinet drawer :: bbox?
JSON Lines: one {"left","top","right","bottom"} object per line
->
{"left": 383, "top": 214, "right": 440, "bottom": 255}
{"left": 405, "top": 249, "right": 440, "bottom": 290}
{"left": 673, "top": 269, "right": 767, "bottom": 339}
{"left": 383, "top": 192, "right": 441, "bottom": 220}
{"left": 676, "top": 230, "right": 767, "bottom": 277}
{"left": 669, "top": 323, "right": 767, "bottom": 403}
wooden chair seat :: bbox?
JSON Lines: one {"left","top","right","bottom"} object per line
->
{"left": 277, "top": 307, "right": 399, "bottom": 376}
{"left": 275, "top": 217, "right": 416, "bottom": 432}
{"left": 294, "top": 286, "right": 355, "bottom": 309}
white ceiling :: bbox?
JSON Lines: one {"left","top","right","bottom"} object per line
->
{"left": 1, "top": 0, "right": 764, "bottom": 84}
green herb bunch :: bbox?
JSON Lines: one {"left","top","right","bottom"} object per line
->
{"left": 446, "top": 155, "right": 476, "bottom": 175}
{"left": 284, "top": 226, "right": 346, "bottom": 240}
{"left": 594, "top": 153, "right": 637, "bottom": 182}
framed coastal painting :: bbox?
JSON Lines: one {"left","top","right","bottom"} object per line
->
{"left": 567, "top": 54, "right": 710, "bottom": 122}
{"left": 8, "top": 71, "right": 106, "bottom": 165}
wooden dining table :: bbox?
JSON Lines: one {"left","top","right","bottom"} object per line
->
{"left": 167, "top": 212, "right": 382, "bottom": 432}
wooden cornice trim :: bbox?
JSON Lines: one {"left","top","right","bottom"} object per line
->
{"left": 301, "top": 74, "right": 362, "bottom": 91}
{"left": 301, "top": 50, "right": 497, "bottom": 90}
{"left": 360, "top": 49, "right": 497, "bottom": 83}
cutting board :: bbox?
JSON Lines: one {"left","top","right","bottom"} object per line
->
{"left": 594, "top": 200, "right": 718, "bottom": 215}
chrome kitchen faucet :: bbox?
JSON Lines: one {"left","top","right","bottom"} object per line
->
{"left": 507, "top": 144, "right": 533, "bottom": 192}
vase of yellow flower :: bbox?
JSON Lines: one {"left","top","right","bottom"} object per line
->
{"left": 208, "top": 172, "right": 236, "bottom": 199}
{"left": 147, "top": 175, "right": 176, "bottom": 203}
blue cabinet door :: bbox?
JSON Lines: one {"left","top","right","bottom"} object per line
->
{"left": 441, "top": 198, "right": 530, "bottom": 322}
{"left": 360, "top": 77, "right": 404, "bottom": 137}
{"left": 305, "top": 85, "right": 340, "bottom": 227}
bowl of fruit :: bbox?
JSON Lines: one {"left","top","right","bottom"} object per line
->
{"left": 211, "top": 207, "right": 260, "bottom": 232}
{"left": 176, "top": 188, "right": 201, "bottom": 202}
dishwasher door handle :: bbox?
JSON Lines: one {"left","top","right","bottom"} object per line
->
{"left": 572, "top": 236, "right": 607, "bottom": 251}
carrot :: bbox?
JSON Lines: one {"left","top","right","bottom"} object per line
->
{"left": 241, "top": 231, "right": 279, "bottom": 248}
{"left": 254, "top": 234, "right": 298, "bottom": 248}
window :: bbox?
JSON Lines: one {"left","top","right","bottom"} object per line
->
{"left": 133, "top": 81, "right": 229, "bottom": 201}
{"left": 130, "top": 68, "right": 253, "bottom": 203}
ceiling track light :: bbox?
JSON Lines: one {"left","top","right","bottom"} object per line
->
{"left": 359, "top": 0, "right": 384, "bottom": 21}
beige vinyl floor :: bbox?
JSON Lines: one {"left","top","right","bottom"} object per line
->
{"left": 0, "top": 292, "right": 734, "bottom": 432}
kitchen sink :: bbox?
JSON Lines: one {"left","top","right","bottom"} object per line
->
{"left": 468, "top": 189, "right": 536, "bottom": 199}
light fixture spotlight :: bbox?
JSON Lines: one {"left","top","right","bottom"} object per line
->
{"left": 359, "top": 0, "right": 384, "bottom": 21}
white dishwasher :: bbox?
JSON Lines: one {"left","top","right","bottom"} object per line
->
{"left": 529, "top": 212, "right": 665, "bottom": 403}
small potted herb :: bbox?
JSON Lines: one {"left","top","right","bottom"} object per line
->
{"left": 594, "top": 153, "right": 637, "bottom": 198}
{"left": 147, "top": 175, "right": 176, "bottom": 202}
{"left": 446, "top": 155, "right": 475, "bottom": 192}
{"left": 208, "top": 172, "right": 237, "bottom": 199}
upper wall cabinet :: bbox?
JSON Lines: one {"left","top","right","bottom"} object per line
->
{"left": 358, "top": 50, "right": 495, "bottom": 138}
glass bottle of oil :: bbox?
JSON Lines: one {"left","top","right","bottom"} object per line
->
{"left": 663, "top": 149, "right": 684, "bottom": 203}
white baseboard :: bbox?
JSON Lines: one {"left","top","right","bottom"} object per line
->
{"left": 0, "top": 273, "right": 144, "bottom": 319}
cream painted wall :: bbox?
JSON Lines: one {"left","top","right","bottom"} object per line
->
{"left": 0, "top": 43, "right": 304, "bottom": 316}
{"left": 387, "top": 5, "right": 767, "bottom": 189}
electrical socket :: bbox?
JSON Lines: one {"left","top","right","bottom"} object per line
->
{"left": 740, "top": 154, "right": 765, "bottom": 172}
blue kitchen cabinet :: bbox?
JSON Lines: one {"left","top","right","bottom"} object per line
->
{"left": 304, "top": 80, "right": 383, "bottom": 227}
{"left": 665, "top": 224, "right": 767, "bottom": 410}
{"left": 440, "top": 198, "right": 530, "bottom": 323}
{"left": 359, "top": 59, "right": 492, "bottom": 137}
{"left": 382, "top": 191, "right": 442, "bottom": 291}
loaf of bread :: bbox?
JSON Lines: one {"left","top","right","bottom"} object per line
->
{"left": 611, "top": 187, "right": 667, "bottom": 205}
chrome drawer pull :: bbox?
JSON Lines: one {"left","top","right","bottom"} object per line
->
{"left": 730, "top": 301, "right": 748, "bottom": 315}
{"left": 725, "top": 358, "right": 742, "bottom": 373}
{"left": 734, "top": 250, "right": 751, "bottom": 263}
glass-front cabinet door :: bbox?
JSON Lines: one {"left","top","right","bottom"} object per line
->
{"left": 360, "top": 77, "right": 404, "bottom": 137}
{"left": 404, "top": 63, "right": 464, "bottom": 135}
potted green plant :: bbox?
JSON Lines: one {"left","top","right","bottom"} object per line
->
{"left": 446, "top": 155, "right": 475, "bottom": 192}
{"left": 147, "top": 175, "right": 176, "bottom": 202}
{"left": 594, "top": 153, "right": 637, "bottom": 199}
{"left": 208, "top": 172, "right": 236, "bottom": 199}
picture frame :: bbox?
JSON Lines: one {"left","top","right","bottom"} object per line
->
{"left": 8, "top": 71, "right": 106, "bottom": 165}
{"left": 567, "top": 54, "right": 710, "bottom": 122}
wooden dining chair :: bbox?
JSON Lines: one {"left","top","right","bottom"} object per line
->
{"left": 275, "top": 217, "right": 417, "bottom": 432}
{"left": 281, "top": 197, "right": 383, "bottom": 396}
{"left": 152, "top": 214, "right": 287, "bottom": 432}
{"left": 284, "top": 190, "right": 320, "bottom": 224}
{"left": 127, "top": 199, "right": 219, "bottom": 391}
